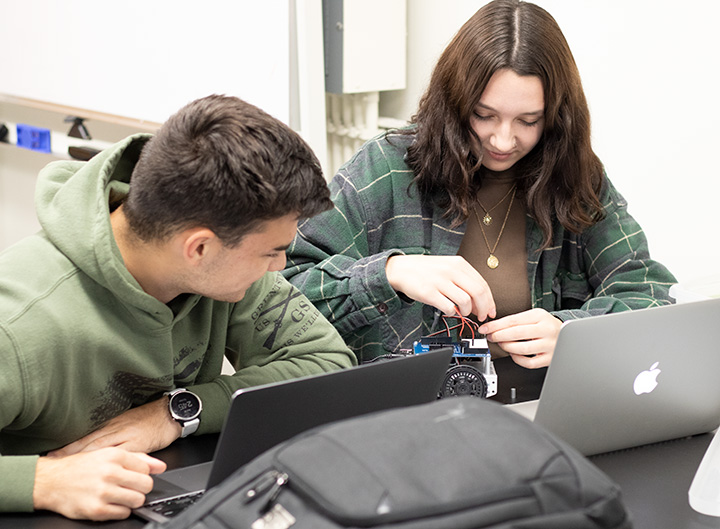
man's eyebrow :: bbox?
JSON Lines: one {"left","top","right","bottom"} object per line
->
{"left": 476, "top": 102, "right": 544, "bottom": 116}
{"left": 272, "top": 243, "right": 292, "bottom": 252}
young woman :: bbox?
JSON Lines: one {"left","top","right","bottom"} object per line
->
{"left": 283, "top": 0, "right": 676, "bottom": 368}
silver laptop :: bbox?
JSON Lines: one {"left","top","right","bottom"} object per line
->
{"left": 507, "top": 298, "right": 720, "bottom": 456}
{"left": 134, "top": 347, "right": 453, "bottom": 523}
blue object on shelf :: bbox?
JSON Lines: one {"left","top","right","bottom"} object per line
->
{"left": 16, "top": 124, "right": 52, "bottom": 153}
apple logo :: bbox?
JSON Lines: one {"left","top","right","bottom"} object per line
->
{"left": 633, "top": 361, "right": 661, "bottom": 395}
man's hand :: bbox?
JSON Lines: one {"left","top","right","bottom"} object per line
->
{"left": 34, "top": 448, "right": 166, "bottom": 521}
{"left": 479, "top": 308, "right": 563, "bottom": 369}
{"left": 386, "top": 255, "right": 497, "bottom": 320}
{"left": 48, "top": 397, "right": 182, "bottom": 457}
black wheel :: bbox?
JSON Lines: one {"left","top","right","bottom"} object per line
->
{"left": 439, "top": 364, "right": 488, "bottom": 398}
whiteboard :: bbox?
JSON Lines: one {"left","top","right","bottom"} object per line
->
{"left": 0, "top": 1, "right": 290, "bottom": 125}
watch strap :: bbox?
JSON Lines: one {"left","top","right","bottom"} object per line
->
{"left": 179, "top": 417, "right": 200, "bottom": 437}
{"left": 165, "top": 388, "right": 202, "bottom": 438}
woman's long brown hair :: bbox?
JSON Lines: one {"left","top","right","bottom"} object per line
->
{"left": 404, "top": 0, "right": 605, "bottom": 249}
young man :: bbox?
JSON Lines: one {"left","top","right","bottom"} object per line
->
{"left": 0, "top": 95, "right": 356, "bottom": 520}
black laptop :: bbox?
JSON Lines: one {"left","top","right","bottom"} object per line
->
{"left": 134, "top": 348, "right": 453, "bottom": 523}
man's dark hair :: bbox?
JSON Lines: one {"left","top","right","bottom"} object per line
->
{"left": 124, "top": 94, "right": 332, "bottom": 246}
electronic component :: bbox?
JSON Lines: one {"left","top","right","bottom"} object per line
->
{"left": 16, "top": 123, "right": 51, "bottom": 153}
{"left": 413, "top": 334, "right": 498, "bottom": 399}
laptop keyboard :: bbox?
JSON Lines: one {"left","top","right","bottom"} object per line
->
{"left": 146, "top": 490, "right": 204, "bottom": 518}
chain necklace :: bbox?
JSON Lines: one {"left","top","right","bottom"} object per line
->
{"left": 472, "top": 185, "right": 516, "bottom": 269}
{"left": 476, "top": 184, "right": 517, "bottom": 226}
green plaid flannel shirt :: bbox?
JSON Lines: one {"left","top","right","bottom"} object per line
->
{"left": 283, "top": 130, "right": 677, "bottom": 362}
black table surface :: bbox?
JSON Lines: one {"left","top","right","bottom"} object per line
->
{"left": 591, "top": 433, "right": 720, "bottom": 529}
{"left": 489, "top": 355, "right": 547, "bottom": 404}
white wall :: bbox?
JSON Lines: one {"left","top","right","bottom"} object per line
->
{"left": 380, "top": 0, "right": 720, "bottom": 285}
{"left": 2, "top": 1, "right": 718, "bottom": 286}
{"left": 0, "top": 143, "right": 45, "bottom": 248}
{"left": 0, "top": 1, "right": 291, "bottom": 126}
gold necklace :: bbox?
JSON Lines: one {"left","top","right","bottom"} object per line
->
{"left": 476, "top": 184, "right": 517, "bottom": 226}
{"left": 472, "top": 185, "right": 516, "bottom": 269}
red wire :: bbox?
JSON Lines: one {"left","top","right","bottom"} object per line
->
{"left": 427, "top": 312, "right": 485, "bottom": 340}
{"left": 426, "top": 322, "right": 463, "bottom": 337}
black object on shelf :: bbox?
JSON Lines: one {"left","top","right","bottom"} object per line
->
{"left": 68, "top": 145, "right": 101, "bottom": 161}
{"left": 65, "top": 116, "right": 92, "bottom": 140}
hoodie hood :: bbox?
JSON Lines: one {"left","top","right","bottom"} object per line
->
{"left": 34, "top": 133, "right": 174, "bottom": 321}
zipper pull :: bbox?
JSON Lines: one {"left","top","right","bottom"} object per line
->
{"left": 244, "top": 470, "right": 282, "bottom": 504}
{"left": 260, "top": 472, "right": 289, "bottom": 514}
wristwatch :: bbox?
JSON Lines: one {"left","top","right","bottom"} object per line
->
{"left": 165, "top": 388, "right": 202, "bottom": 437}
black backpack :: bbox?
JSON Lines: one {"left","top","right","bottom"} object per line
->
{"left": 148, "top": 397, "right": 631, "bottom": 529}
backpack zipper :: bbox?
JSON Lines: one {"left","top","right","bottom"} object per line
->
{"left": 244, "top": 470, "right": 290, "bottom": 513}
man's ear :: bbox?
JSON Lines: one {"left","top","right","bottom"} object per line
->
{"left": 182, "top": 228, "right": 219, "bottom": 264}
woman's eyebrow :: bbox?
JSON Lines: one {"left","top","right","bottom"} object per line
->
{"left": 475, "top": 102, "right": 544, "bottom": 117}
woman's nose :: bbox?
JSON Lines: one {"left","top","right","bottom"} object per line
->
{"left": 489, "top": 123, "right": 515, "bottom": 152}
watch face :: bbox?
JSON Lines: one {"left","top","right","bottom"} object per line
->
{"left": 171, "top": 392, "right": 201, "bottom": 419}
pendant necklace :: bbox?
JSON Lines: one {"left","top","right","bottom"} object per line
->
{"left": 476, "top": 184, "right": 517, "bottom": 226}
{"left": 472, "top": 185, "right": 516, "bottom": 269}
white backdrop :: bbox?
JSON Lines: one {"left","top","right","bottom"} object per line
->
{"left": 0, "top": 1, "right": 290, "bottom": 125}
{"left": 380, "top": 0, "right": 720, "bottom": 285}
{"left": 2, "top": 0, "right": 718, "bottom": 286}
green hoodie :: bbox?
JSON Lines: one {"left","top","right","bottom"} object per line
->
{"left": 0, "top": 134, "right": 356, "bottom": 512}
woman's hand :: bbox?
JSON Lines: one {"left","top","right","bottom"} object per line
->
{"left": 385, "top": 255, "right": 496, "bottom": 321}
{"left": 479, "top": 308, "right": 563, "bottom": 368}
